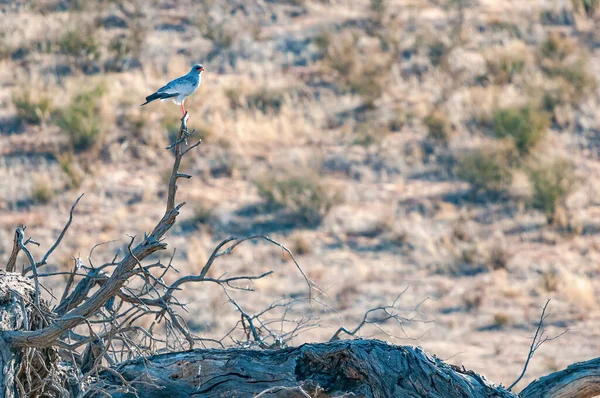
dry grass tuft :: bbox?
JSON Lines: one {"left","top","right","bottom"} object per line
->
{"left": 255, "top": 169, "right": 340, "bottom": 226}
{"left": 527, "top": 159, "right": 576, "bottom": 224}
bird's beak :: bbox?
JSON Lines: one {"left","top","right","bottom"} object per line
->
{"left": 200, "top": 67, "right": 205, "bottom": 72}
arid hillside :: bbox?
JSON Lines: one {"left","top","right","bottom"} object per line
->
{"left": 1, "top": 0, "right": 600, "bottom": 391}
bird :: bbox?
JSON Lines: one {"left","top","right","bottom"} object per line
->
{"left": 141, "top": 64, "right": 204, "bottom": 116}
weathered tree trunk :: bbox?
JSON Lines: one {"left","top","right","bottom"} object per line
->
{"left": 0, "top": 272, "right": 34, "bottom": 398}
{"left": 520, "top": 357, "right": 600, "bottom": 398}
{"left": 92, "top": 340, "right": 516, "bottom": 398}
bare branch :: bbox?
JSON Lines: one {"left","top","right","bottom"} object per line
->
{"left": 329, "top": 288, "right": 431, "bottom": 342}
{"left": 508, "top": 299, "right": 569, "bottom": 391}
{"left": 22, "top": 193, "right": 84, "bottom": 276}
{"left": 6, "top": 229, "right": 20, "bottom": 272}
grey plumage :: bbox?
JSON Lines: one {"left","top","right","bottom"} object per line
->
{"left": 141, "top": 64, "right": 204, "bottom": 114}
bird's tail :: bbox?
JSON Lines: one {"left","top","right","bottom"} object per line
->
{"left": 140, "top": 92, "right": 177, "bottom": 107}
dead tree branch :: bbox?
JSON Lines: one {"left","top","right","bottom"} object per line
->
{"left": 507, "top": 299, "right": 568, "bottom": 391}
{"left": 330, "top": 288, "right": 431, "bottom": 342}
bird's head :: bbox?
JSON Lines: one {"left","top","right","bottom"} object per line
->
{"left": 191, "top": 64, "right": 205, "bottom": 74}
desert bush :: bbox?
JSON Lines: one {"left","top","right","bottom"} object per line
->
{"left": 313, "top": 32, "right": 330, "bottom": 54}
{"left": 291, "top": 233, "right": 313, "bottom": 256}
{"left": 255, "top": 171, "right": 339, "bottom": 225}
{"left": 487, "top": 244, "right": 510, "bottom": 270}
{"left": 31, "top": 179, "right": 54, "bottom": 204}
{"left": 322, "top": 31, "right": 389, "bottom": 107}
{"left": 192, "top": 202, "right": 214, "bottom": 225}
{"left": 541, "top": 269, "right": 559, "bottom": 292}
{"left": 539, "top": 35, "right": 576, "bottom": 63}
{"left": 456, "top": 146, "right": 514, "bottom": 195}
{"left": 538, "top": 35, "right": 596, "bottom": 104}
{"left": 57, "top": 28, "right": 100, "bottom": 66}
{"left": 541, "top": 89, "right": 566, "bottom": 113}
{"left": 351, "top": 123, "right": 390, "bottom": 147}
{"left": 347, "top": 64, "right": 387, "bottom": 108}
{"left": 370, "top": 0, "right": 386, "bottom": 14}
{"left": 58, "top": 153, "right": 85, "bottom": 189}
{"left": 246, "top": 87, "right": 286, "bottom": 114}
{"left": 492, "top": 106, "right": 549, "bottom": 155}
{"left": 389, "top": 111, "right": 407, "bottom": 132}
{"left": 424, "top": 111, "right": 451, "bottom": 146}
{"left": 12, "top": 91, "right": 53, "bottom": 125}
{"left": 485, "top": 43, "right": 528, "bottom": 84}
{"left": 56, "top": 85, "right": 105, "bottom": 152}
{"left": 206, "top": 22, "right": 237, "bottom": 49}
{"left": 527, "top": 159, "right": 576, "bottom": 224}
{"left": 428, "top": 41, "right": 448, "bottom": 67}
{"left": 546, "top": 62, "right": 597, "bottom": 104}
{"left": 493, "top": 312, "right": 512, "bottom": 328}
{"left": 572, "top": 0, "right": 599, "bottom": 17}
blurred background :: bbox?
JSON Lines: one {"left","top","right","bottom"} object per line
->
{"left": 1, "top": 0, "right": 600, "bottom": 390}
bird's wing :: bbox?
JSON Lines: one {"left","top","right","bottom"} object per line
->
{"left": 157, "top": 75, "right": 197, "bottom": 95}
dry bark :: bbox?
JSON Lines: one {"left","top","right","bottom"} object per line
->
{"left": 91, "top": 339, "right": 516, "bottom": 398}
{"left": 520, "top": 357, "right": 600, "bottom": 398}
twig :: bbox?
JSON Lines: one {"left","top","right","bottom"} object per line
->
{"left": 22, "top": 194, "right": 84, "bottom": 275}
{"left": 329, "top": 288, "right": 431, "bottom": 342}
{"left": 508, "top": 299, "right": 569, "bottom": 391}
{"left": 6, "top": 229, "right": 21, "bottom": 272}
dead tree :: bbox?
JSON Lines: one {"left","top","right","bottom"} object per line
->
{"left": 0, "top": 115, "right": 315, "bottom": 397}
{"left": 1, "top": 114, "right": 599, "bottom": 398}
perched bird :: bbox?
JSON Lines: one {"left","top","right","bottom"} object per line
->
{"left": 141, "top": 64, "right": 204, "bottom": 116}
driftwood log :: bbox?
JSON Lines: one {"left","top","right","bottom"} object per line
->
{"left": 92, "top": 339, "right": 514, "bottom": 398}
{"left": 89, "top": 339, "right": 600, "bottom": 398}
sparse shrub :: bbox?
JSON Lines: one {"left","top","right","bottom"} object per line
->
{"left": 528, "top": 159, "right": 576, "bottom": 224}
{"left": 291, "top": 234, "right": 313, "bottom": 256}
{"left": 538, "top": 35, "right": 596, "bottom": 104}
{"left": 32, "top": 180, "right": 54, "bottom": 204}
{"left": 492, "top": 106, "right": 549, "bottom": 155}
{"left": 58, "top": 153, "right": 85, "bottom": 189}
{"left": 487, "top": 245, "right": 510, "bottom": 270}
{"left": 192, "top": 202, "right": 214, "bottom": 225}
{"left": 456, "top": 146, "right": 514, "bottom": 195}
{"left": 493, "top": 313, "right": 511, "bottom": 328}
{"left": 347, "top": 60, "right": 387, "bottom": 108}
{"left": 313, "top": 32, "right": 330, "bottom": 53}
{"left": 224, "top": 86, "right": 245, "bottom": 110}
{"left": 197, "top": 17, "right": 237, "bottom": 49}
{"left": 428, "top": 41, "right": 448, "bottom": 67}
{"left": 461, "top": 247, "right": 477, "bottom": 265}
{"left": 57, "top": 28, "right": 100, "bottom": 68}
{"left": 56, "top": 85, "right": 105, "bottom": 152}
{"left": 389, "top": 111, "right": 407, "bottom": 132}
{"left": 255, "top": 171, "right": 339, "bottom": 225}
{"left": 335, "top": 282, "right": 359, "bottom": 310}
{"left": 351, "top": 123, "right": 390, "bottom": 147}
{"left": 486, "top": 44, "right": 527, "bottom": 84}
{"left": 462, "top": 289, "right": 483, "bottom": 311}
{"left": 370, "top": 0, "right": 386, "bottom": 20}
{"left": 12, "top": 92, "right": 53, "bottom": 125}
{"left": 445, "top": 246, "right": 487, "bottom": 276}
{"left": 546, "top": 62, "right": 597, "bottom": 104}
{"left": 572, "top": 0, "right": 599, "bottom": 17}
{"left": 322, "top": 31, "right": 389, "bottom": 107}
{"left": 247, "top": 88, "right": 286, "bottom": 114}
{"left": 541, "top": 89, "right": 566, "bottom": 113}
{"left": 539, "top": 35, "right": 576, "bottom": 63}
{"left": 424, "top": 111, "right": 451, "bottom": 146}
{"left": 542, "top": 269, "right": 559, "bottom": 292}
